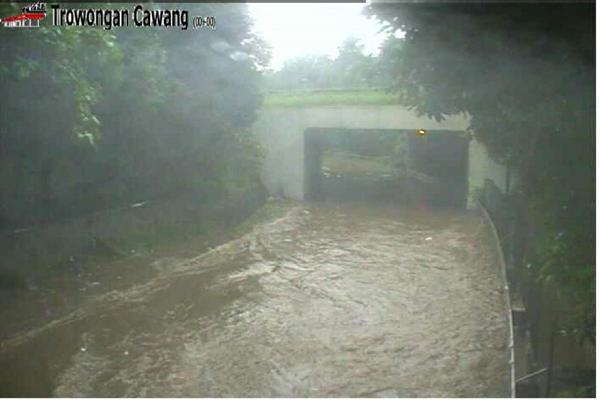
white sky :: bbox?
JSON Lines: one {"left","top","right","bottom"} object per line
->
{"left": 248, "top": 3, "right": 390, "bottom": 70}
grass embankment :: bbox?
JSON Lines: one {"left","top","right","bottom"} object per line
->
{"left": 262, "top": 89, "right": 399, "bottom": 108}
{"left": 119, "top": 196, "right": 293, "bottom": 255}
{"left": 123, "top": 196, "right": 294, "bottom": 255}
{"left": 0, "top": 195, "right": 293, "bottom": 290}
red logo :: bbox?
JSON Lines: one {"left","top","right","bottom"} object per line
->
{"left": 2, "top": 2, "right": 46, "bottom": 28}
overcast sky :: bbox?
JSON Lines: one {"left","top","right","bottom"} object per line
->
{"left": 248, "top": 3, "right": 390, "bottom": 70}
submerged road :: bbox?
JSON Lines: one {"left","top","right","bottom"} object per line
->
{"left": 0, "top": 202, "right": 510, "bottom": 397}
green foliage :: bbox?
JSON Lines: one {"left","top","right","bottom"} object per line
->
{"left": 0, "top": 3, "right": 267, "bottom": 227}
{"left": 368, "top": 3, "right": 595, "bottom": 340}
{"left": 263, "top": 37, "right": 385, "bottom": 91}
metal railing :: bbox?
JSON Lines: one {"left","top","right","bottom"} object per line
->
{"left": 478, "top": 188, "right": 517, "bottom": 397}
{"left": 478, "top": 178, "right": 562, "bottom": 397}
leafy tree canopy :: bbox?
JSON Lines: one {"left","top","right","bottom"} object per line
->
{"left": 367, "top": 2, "right": 595, "bottom": 340}
{"left": 263, "top": 37, "right": 383, "bottom": 90}
{"left": 0, "top": 3, "right": 268, "bottom": 224}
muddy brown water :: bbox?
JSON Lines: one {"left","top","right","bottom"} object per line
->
{"left": 0, "top": 202, "right": 510, "bottom": 397}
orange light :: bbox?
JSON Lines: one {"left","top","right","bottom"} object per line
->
{"left": 417, "top": 129, "right": 427, "bottom": 136}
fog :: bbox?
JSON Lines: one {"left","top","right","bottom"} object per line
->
{"left": 0, "top": 1, "right": 594, "bottom": 397}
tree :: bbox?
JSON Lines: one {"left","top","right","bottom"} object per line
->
{"left": 367, "top": 3, "right": 595, "bottom": 342}
{"left": 0, "top": 3, "right": 121, "bottom": 222}
{"left": 0, "top": 3, "right": 268, "bottom": 225}
{"left": 263, "top": 37, "right": 383, "bottom": 90}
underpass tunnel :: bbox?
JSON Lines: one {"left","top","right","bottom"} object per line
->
{"left": 303, "top": 128, "right": 470, "bottom": 208}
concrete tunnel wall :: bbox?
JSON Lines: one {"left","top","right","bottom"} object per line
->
{"left": 252, "top": 105, "right": 510, "bottom": 209}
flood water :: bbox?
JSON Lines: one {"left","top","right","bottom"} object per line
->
{"left": 0, "top": 202, "right": 510, "bottom": 397}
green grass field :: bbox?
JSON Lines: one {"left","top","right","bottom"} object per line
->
{"left": 262, "top": 89, "right": 400, "bottom": 107}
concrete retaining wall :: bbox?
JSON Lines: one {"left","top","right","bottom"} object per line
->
{"left": 253, "top": 105, "right": 510, "bottom": 209}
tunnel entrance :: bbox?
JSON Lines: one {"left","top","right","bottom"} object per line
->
{"left": 304, "top": 128, "right": 470, "bottom": 208}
